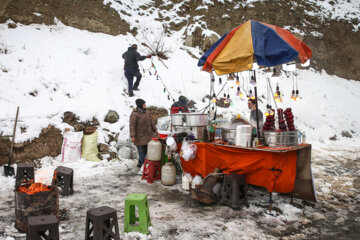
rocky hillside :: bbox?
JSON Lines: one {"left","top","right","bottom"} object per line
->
{"left": 1, "top": 0, "right": 359, "bottom": 80}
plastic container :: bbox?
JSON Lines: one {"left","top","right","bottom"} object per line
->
{"left": 147, "top": 138, "right": 162, "bottom": 161}
{"left": 166, "top": 137, "right": 177, "bottom": 151}
{"left": 297, "top": 131, "right": 302, "bottom": 144}
{"left": 182, "top": 173, "right": 192, "bottom": 190}
{"left": 161, "top": 162, "right": 176, "bottom": 186}
{"left": 235, "top": 125, "right": 252, "bottom": 147}
{"left": 302, "top": 132, "right": 306, "bottom": 144}
{"left": 192, "top": 175, "right": 203, "bottom": 188}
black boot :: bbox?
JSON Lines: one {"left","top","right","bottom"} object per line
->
{"left": 129, "top": 91, "right": 134, "bottom": 97}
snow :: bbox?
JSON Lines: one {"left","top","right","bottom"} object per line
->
{"left": 1, "top": 0, "right": 360, "bottom": 239}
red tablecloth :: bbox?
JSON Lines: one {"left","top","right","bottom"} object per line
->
{"left": 181, "top": 142, "right": 297, "bottom": 193}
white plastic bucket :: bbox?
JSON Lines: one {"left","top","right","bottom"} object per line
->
{"left": 235, "top": 125, "right": 252, "bottom": 147}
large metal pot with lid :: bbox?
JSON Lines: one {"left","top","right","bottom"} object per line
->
{"left": 184, "top": 113, "right": 209, "bottom": 127}
{"left": 170, "top": 113, "right": 185, "bottom": 126}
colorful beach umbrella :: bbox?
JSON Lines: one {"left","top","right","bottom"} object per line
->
{"left": 198, "top": 20, "right": 312, "bottom": 75}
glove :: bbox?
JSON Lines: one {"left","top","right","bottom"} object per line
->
{"left": 146, "top": 55, "right": 152, "bottom": 58}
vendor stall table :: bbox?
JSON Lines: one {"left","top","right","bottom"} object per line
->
{"left": 181, "top": 143, "right": 317, "bottom": 203}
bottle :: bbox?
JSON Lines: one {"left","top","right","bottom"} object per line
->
{"left": 251, "top": 127, "right": 257, "bottom": 147}
{"left": 209, "top": 124, "right": 215, "bottom": 142}
{"left": 302, "top": 131, "right": 306, "bottom": 144}
{"left": 297, "top": 131, "right": 302, "bottom": 145}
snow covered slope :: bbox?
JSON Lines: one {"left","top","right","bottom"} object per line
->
{"left": 0, "top": 20, "right": 359, "bottom": 148}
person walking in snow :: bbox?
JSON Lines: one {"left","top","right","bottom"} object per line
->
{"left": 130, "top": 98, "right": 157, "bottom": 167}
{"left": 122, "top": 44, "right": 152, "bottom": 97}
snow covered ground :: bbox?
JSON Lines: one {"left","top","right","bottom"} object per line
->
{"left": 0, "top": 0, "right": 360, "bottom": 238}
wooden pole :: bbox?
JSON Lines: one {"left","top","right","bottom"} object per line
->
{"left": 253, "top": 71, "right": 261, "bottom": 139}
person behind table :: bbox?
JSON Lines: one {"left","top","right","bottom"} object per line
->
{"left": 130, "top": 98, "right": 157, "bottom": 167}
{"left": 171, "top": 95, "right": 190, "bottom": 113}
{"left": 239, "top": 98, "right": 264, "bottom": 129}
{"left": 247, "top": 98, "right": 264, "bottom": 129}
{"left": 122, "top": 44, "right": 152, "bottom": 97}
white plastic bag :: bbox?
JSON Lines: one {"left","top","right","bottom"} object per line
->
{"left": 181, "top": 139, "right": 197, "bottom": 161}
{"left": 61, "top": 131, "right": 83, "bottom": 163}
{"left": 156, "top": 116, "right": 171, "bottom": 131}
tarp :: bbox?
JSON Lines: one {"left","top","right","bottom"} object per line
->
{"left": 199, "top": 20, "right": 312, "bottom": 75}
{"left": 181, "top": 143, "right": 297, "bottom": 193}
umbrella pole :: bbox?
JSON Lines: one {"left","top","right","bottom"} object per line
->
{"left": 253, "top": 70, "right": 261, "bottom": 139}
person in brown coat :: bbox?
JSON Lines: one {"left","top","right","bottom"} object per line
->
{"left": 130, "top": 98, "right": 157, "bottom": 167}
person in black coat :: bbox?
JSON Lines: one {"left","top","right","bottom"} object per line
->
{"left": 171, "top": 95, "right": 190, "bottom": 113}
{"left": 122, "top": 44, "right": 151, "bottom": 97}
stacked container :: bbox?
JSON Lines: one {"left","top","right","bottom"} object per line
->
{"left": 235, "top": 125, "right": 252, "bottom": 147}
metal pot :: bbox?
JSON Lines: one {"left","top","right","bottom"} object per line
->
{"left": 263, "top": 131, "right": 298, "bottom": 147}
{"left": 171, "top": 114, "right": 185, "bottom": 126}
{"left": 185, "top": 113, "right": 209, "bottom": 127}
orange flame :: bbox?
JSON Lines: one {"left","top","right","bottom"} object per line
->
{"left": 17, "top": 182, "right": 52, "bottom": 195}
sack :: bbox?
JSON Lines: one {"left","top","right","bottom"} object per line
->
{"left": 181, "top": 139, "right": 197, "bottom": 161}
{"left": 61, "top": 131, "right": 83, "bottom": 163}
{"left": 82, "top": 130, "right": 100, "bottom": 162}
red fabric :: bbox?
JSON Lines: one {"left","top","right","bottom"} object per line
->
{"left": 171, "top": 107, "right": 184, "bottom": 114}
{"left": 181, "top": 143, "right": 297, "bottom": 193}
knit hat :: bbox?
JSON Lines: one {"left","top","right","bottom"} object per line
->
{"left": 135, "top": 98, "right": 145, "bottom": 109}
{"left": 179, "top": 95, "right": 188, "bottom": 104}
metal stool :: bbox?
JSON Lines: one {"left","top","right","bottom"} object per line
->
{"left": 51, "top": 166, "right": 74, "bottom": 196}
{"left": 15, "top": 163, "right": 35, "bottom": 188}
{"left": 141, "top": 159, "right": 161, "bottom": 183}
{"left": 221, "top": 174, "right": 248, "bottom": 209}
{"left": 85, "top": 206, "right": 120, "bottom": 240}
{"left": 27, "top": 215, "right": 59, "bottom": 240}
{"left": 124, "top": 193, "right": 151, "bottom": 234}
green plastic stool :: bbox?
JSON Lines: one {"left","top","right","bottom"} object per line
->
{"left": 124, "top": 193, "right": 151, "bottom": 234}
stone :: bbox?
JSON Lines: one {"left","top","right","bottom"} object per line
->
{"left": 104, "top": 110, "right": 119, "bottom": 123}
{"left": 8, "top": 23, "right": 17, "bottom": 29}
{"left": 202, "top": 34, "right": 219, "bottom": 52}
{"left": 184, "top": 35, "right": 194, "bottom": 47}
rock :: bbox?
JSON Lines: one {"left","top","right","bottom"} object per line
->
{"left": 74, "top": 123, "right": 85, "bottom": 132}
{"left": 13, "top": 142, "right": 25, "bottom": 149}
{"left": 341, "top": 131, "right": 352, "bottom": 138}
{"left": 184, "top": 35, "right": 194, "bottom": 47}
{"left": 98, "top": 143, "right": 110, "bottom": 153}
{"left": 62, "top": 111, "right": 79, "bottom": 126}
{"left": 8, "top": 23, "right": 17, "bottom": 29}
{"left": 202, "top": 34, "right": 219, "bottom": 52}
{"left": 104, "top": 110, "right": 119, "bottom": 123}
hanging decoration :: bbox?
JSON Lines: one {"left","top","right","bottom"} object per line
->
{"left": 227, "top": 73, "right": 235, "bottom": 81}
{"left": 248, "top": 89, "right": 255, "bottom": 99}
{"left": 236, "top": 75, "right": 240, "bottom": 85}
{"left": 147, "top": 59, "right": 175, "bottom": 102}
{"left": 274, "top": 83, "right": 282, "bottom": 102}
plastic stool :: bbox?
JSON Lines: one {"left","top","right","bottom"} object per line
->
{"left": 85, "top": 206, "right": 120, "bottom": 240}
{"left": 124, "top": 193, "right": 151, "bottom": 234}
{"left": 27, "top": 215, "right": 59, "bottom": 240}
{"left": 221, "top": 174, "right": 248, "bottom": 209}
{"left": 15, "top": 163, "right": 35, "bottom": 188}
{"left": 51, "top": 166, "right": 74, "bottom": 196}
{"left": 141, "top": 159, "right": 161, "bottom": 183}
